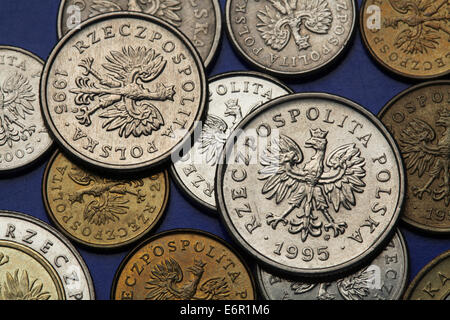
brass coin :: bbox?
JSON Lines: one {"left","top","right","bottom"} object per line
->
{"left": 360, "top": 0, "right": 450, "bottom": 80}
{"left": 379, "top": 81, "right": 450, "bottom": 234}
{"left": 111, "top": 229, "right": 256, "bottom": 300}
{"left": 404, "top": 250, "right": 450, "bottom": 300}
{"left": 41, "top": 12, "right": 207, "bottom": 172}
{"left": 42, "top": 151, "right": 169, "bottom": 249}
{"left": 57, "top": 0, "right": 222, "bottom": 68}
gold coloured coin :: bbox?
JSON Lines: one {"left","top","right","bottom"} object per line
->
{"left": 404, "top": 250, "right": 450, "bottom": 300}
{"left": 42, "top": 151, "right": 169, "bottom": 249}
{"left": 111, "top": 229, "right": 256, "bottom": 300}
{"left": 360, "top": 0, "right": 450, "bottom": 79}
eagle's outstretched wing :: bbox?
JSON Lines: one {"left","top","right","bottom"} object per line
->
{"left": 297, "top": 0, "right": 333, "bottom": 34}
{"left": 258, "top": 135, "right": 305, "bottom": 204}
{"left": 128, "top": 0, "right": 182, "bottom": 27}
{"left": 88, "top": 0, "right": 122, "bottom": 17}
{"left": 83, "top": 193, "right": 129, "bottom": 226}
{"left": 337, "top": 266, "right": 372, "bottom": 300}
{"left": 198, "top": 115, "right": 228, "bottom": 166}
{"left": 319, "top": 143, "right": 366, "bottom": 212}
{"left": 145, "top": 258, "right": 183, "bottom": 300}
{"left": 256, "top": 5, "right": 291, "bottom": 51}
{"left": 1, "top": 72, "right": 35, "bottom": 121}
{"left": 290, "top": 282, "right": 316, "bottom": 294}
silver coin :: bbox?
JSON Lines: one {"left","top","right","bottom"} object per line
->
{"left": 171, "top": 71, "right": 292, "bottom": 212}
{"left": 257, "top": 229, "right": 409, "bottom": 300}
{"left": 216, "top": 93, "right": 405, "bottom": 277}
{"left": 225, "top": 0, "right": 356, "bottom": 76}
{"left": 0, "top": 210, "right": 95, "bottom": 300}
{"left": 0, "top": 46, "right": 53, "bottom": 173}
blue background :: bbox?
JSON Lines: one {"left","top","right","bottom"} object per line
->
{"left": 0, "top": 0, "right": 448, "bottom": 300}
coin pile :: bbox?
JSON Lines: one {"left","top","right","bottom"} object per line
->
{"left": 0, "top": 0, "right": 448, "bottom": 301}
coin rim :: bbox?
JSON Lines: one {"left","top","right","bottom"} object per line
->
{"left": 41, "top": 11, "right": 207, "bottom": 172}
{"left": 224, "top": 0, "right": 357, "bottom": 77}
{"left": 41, "top": 150, "right": 170, "bottom": 249}
{"left": 0, "top": 209, "right": 96, "bottom": 299}
{"left": 403, "top": 250, "right": 450, "bottom": 300}
{"left": 110, "top": 228, "right": 257, "bottom": 300}
{"left": 0, "top": 45, "right": 54, "bottom": 174}
{"left": 378, "top": 80, "right": 450, "bottom": 234}
{"left": 359, "top": 0, "right": 450, "bottom": 80}
{"left": 216, "top": 92, "right": 406, "bottom": 277}
{"left": 169, "top": 70, "right": 293, "bottom": 213}
{"left": 56, "top": 0, "right": 223, "bottom": 69}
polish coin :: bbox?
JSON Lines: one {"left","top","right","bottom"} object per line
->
{"left": 111, "top": 229, "right": 256, "bottom": 300}
{"left": 0, "top": 46, "right": 53, "bottom": 173}
{"left": 216, "top": 93, "right": 405, "bottom": 277}
{"left": 41, "top": 12, "right": 206, "bottom": 172}
{"left": 360, "top": 0, "right": 450, "bottom": 79}
{"left": 257, "top": 230, "right": 409, "bottom": 300}
{"left": 404, "top": 250, "right": 450, "bottom": 300}
{"left": 225, "top": 0, "right": 356, "bottom": 76}
{"left": 0, "top": 210, "right": 95, "bottom": 300}
{"left": 378, "top": 81, "right": 450, "bottom": 234}
{"left": 42, "top": 151, "right": 169, "bottom": 249}
{"left": 171, "top": 71, "right": 292, "bottom": 212}
{"left": 57, "top": 0, "right": 222, "bottom": 68}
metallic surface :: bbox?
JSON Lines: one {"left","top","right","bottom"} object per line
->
{"left": 111, "top": 229, "right": 256, "bottom": 300}
{"left": 216, "top": 93, "right": 405, "bottom": 277}
{"left": 57, "top": 0, "right": 222, "bottom": 68}
{"left": 171, "top": 71, "right": 292, "bottom": 212}
{"left": 225, "top": 0, "right": 356, "bottom": 76}
{"left": 404, "top": 250, "right": 450, "bottom": 300}
{"left": 257, "top": 230, "right": 409, "bottom": 300}
{"left": 0, "top": 46, "right": 53, "bottom": 173}
{"left": 0, "top": 210, "right": 95, "bottom": 300}
{"left": 41, "top": 12, "right": 207, "bottom": 172}
{"left": 378, "top": 81, "right": 450, "bottom": 234}
{"left": 42, "top": 151, "right": 169, "bottom": 249}
{"left": 360, "top": 0, "right": 450, "bottom": 79}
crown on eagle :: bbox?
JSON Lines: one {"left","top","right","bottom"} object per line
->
{"left": 438, "top": 108, "right": 450, "bottom": 118}
{"left": 310, "top": 128, "right": 328, "bottom": 138}
{"left": 225, "top": 99, "right": 239, "bottom": 108}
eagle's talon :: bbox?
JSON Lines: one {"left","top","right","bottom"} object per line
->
{"left": 68, "top": 192, "right": 84, "bottom": 204}
{"left": 324, "top": 222, "right": 348, "bottom": 237}
{"left": 20, "top": 125, "right": 36, "bottom": 139}
{"left": 136, "top": 189, "right": 146, "bottom": 203}
{"left": 76, "top": 107, "right": 92, "bottom": 126}
{"left": 266, "top": 213, "right": 288, "bottom": 229}
{"left": 412, "top": 185, "right": 430, "bottom": 199}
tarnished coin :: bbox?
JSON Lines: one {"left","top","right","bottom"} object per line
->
{"left": 57, "top": 0, "right": 222, "bottom": 68}
{"left": 0, "top": 46, "right": 53, "bottom": 173}
{"left": 257, "top": 230, "right": 409, "bottom": 300}
{"left": 225, "top": 0, "right": 356, "bottom": 76}
{"left": 42, "top": 151, "right": 169, "bottom": 249}
{"left": 360, "top": 0, "right": 450, "bottom": 79}
{"left": 0, "top": 210, "right": 95, "bottom": 300}
{"left": 171, "top": 71, "right": 292, "bottom": 212}
{"left": 216, "top": 93, "right": 405, "bottom": 277}
{"left": 379, "top": 81, "right": 450, "bottom": 234}
{"left": 111, "top": 229, "right": 256, "bottom": 300}
{"left": 404, "top": 250, "right": 450, "bottom": 300}
{"left": 41, "top": 12, "right": 206, "bottom": 172}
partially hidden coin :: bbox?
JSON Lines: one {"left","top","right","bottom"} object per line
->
{"left": 42, "top": 151, "right": 169, "bottom": 249}
{"left": 111, "top": 229, "right": 256, "bottom": 300}
{"left": 257, "top": 229, "right": 409, "bottom": 300}
{"left": 41, "top": 12, "right": 207, "bottom": 172}
{"left": 225, "top": 0, "right": 356, "bottom": 76}
{"left": 378, "top": 81, "right": 450, "bottom": 234}
{"left": 404, "top": 250, "right": 450, "bottom": 300}
{"left": 0, "top": 46, "right": 53, "bottom": 173}
{"left": 360, "top": 0, "right": 450, "bottom": 80}
{"left": 171, "top": 71, "right": 292, "bottom": 212}
{"left": 0, "top": 210, "right": 95, "bottom": 300}
{"left": 57, "top": 0, "right": 222, "bottom": 68}
{"left": 216, "top": 93, "right": 405, "bottom": 277}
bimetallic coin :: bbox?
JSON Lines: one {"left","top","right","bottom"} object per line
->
{"left": 379, "top": 81, "right": 450, "bottom": 234}
{"left": 225, "top": 0, "right": 356, "bottom": 76}
{"left": 41, "top": 12, "right": 206, "bottom": 172}
{"left": 0, "top": 46, "right": 53, "bottom": 173}
{"left": 404, "top": 250, "right": 450, "bottom": 300}
{"left": 112, "top": 229, "right": 256, "bottom": 300}
{"left": 57, "top": 0, "right": 222, "bottom": 68}
{"left": 257, "top": 230, "right": 409, "bottom": 300}
{"left": 43, "top": 151, "right": 169, "bottom": 249}
{"left": 0, "top": 210, "right": 95, "bottom": 300}
{"left": 216, "top": 93, "right": 405, "bottom": 277}
{"left": 360, "top": 0, "right": 450, "bottom": 80}
{"left": 171, "top": 71, "right": 292, "bottom": 212}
